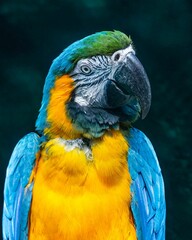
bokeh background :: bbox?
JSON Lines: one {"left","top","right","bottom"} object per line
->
{"left": 0, "top": 0, "right": 191, "bottom": 239}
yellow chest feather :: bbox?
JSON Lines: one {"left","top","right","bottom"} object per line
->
{"left": 29, "top": 131, "right": 136, "bottom": 240}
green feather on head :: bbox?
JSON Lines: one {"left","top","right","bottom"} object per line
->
{"left": 50, "top": 30, "right": 132, "bottom": 74}
{"left": 70, "top": 30, "right": 132, "bottom": 64}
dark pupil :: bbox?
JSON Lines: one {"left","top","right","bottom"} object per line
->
{"left": 83, "top": 67, "right": 89, "bottom": 72}
{"left": 114, "top": 53, "right": 120, "bottom": 61}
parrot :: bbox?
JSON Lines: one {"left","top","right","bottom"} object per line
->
{"left": 2, "top": 30, "right": 166, "bottom": 240}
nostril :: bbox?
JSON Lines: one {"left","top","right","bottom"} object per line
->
{"left": 113, "top": 53, "right": 120, "bottom": 61}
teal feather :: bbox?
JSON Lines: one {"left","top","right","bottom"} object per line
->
{"left": 127, "top": 128, "right": 166, "bottom": 240}
{"left": 2, "top": 133, "right": 40, "bottom": 240}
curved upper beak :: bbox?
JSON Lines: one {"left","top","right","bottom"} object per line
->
{"left": 112, "top": 52, "right": 151, "bottom": 119}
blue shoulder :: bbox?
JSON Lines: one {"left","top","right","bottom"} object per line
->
{"left": 2, "top": 133, "right": 41, "bottom": 240}
{"left": 126, "top": 128, "right": 166, "bottom": 240}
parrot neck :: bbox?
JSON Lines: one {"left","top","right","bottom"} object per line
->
{"left": 67, "top": 101, "right": 120, "bottom": 138}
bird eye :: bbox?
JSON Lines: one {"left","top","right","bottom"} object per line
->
{"left": 80, "top": 65, "right": 92, "bottom": 75}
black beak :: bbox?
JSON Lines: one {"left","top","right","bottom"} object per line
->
{"left": 111, "top": 52, "right": 151, "bottom": 119}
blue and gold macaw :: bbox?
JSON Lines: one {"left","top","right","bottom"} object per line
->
{"left": 2, "top": 31, "right": 166, "bottom": 240}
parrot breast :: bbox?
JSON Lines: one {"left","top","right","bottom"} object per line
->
{"left": 29, "top": 130, "right": 137, "bottom": 240}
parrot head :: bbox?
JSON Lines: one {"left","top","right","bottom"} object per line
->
{"left": 36, "top": 31, "right": 151, "bottom": 138}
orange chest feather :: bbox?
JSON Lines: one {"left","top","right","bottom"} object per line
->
{"left": 29, "top": 131, "right": 136, "bottom": 240}
{"left": 44, "top": 74, "right": 81, "bottom": 139}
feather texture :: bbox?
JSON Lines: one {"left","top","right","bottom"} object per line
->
{"left": 36, "top": 31, "right": 132, "bottom": 134}
{"left": 2, "top": 133, "right": 40, "bottom": 240}
{"left": 127, "top": 128, "right": 166, "bottom": 240}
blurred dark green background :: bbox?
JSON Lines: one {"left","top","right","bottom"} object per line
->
{"left": 0, "top": 0, "right": 191, "bottom": 239}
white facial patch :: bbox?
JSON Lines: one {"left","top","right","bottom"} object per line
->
{"left": 123, "top": 45, "right": 135, "bottom": 55}
{"left": 111, "top": 44, "right": 135, "bottom": 63}
{"left": 74, "top": 96, "right": 89, "bottom": 106}
{"left": 70, "top": 45, "right": 135, "bottom": 108}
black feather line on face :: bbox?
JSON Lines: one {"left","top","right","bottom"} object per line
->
{"left": 66, "top": 102, "right": 119, "bottom": 138}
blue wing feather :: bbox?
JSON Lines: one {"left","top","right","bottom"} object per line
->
{"left": 127, "top": 128, "right": 166, "bottom": 240}
{"left": 2, "top": 133, "right": 41, "bottom": 240}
